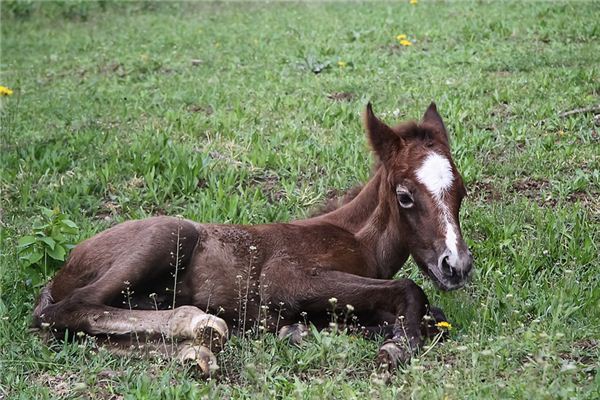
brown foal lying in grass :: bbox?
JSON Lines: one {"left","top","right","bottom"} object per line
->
{"left": 33, "top": 103, "right": 473, "bottom": 375}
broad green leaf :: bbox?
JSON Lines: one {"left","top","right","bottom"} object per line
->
{"left": 39, "top": 236, "right": 56, "bottom": 250}
{"left": 20, "top": 250, "right": 44, "bottom": 266}
{"left": 46, "top": 244, "right": 66, "bottom": 261}
{"left": 51, "top": 227, "right": 65, "bottom": 242}
{"left": 61, "top": 219, "right": 79, "bottom": 230}
{"left": 17, "top": 236, "right": 37, "bottom": 247}
{"left": 33, "top": 223, "right": 50, "bottom": 231}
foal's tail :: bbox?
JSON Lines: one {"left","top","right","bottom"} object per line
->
{"left": 31, "top": 284, "right": 54, "bottom": 328}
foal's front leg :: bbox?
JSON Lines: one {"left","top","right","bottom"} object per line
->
{"left": 268, "top": 269, "right": 436, "bottom": 369}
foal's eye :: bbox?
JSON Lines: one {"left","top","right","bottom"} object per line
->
{"left": 396, "top": 187, "right": 414, "bottom": 208}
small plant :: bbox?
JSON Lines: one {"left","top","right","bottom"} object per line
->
{"left": 17, "top": 207, "right": 79, "bottom": 286}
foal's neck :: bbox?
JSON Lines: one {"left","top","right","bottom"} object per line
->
{"left": 316, "top": 167, "right": 409, "bottom": 277}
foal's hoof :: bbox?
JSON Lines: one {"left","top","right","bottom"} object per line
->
{"left": 178, "top": 343, "right": 219, "bottom": 378}
{"left": 191, "top": 315, "right": 229, "bottom": 352}
{"left": 170, "top": 307, "right": 229, "bottom": 352}
{"left": 376, "top": 340, "right": 410, "bottom": 371}
{"left": 278, "top": 323, "right": 308, "bottom": 346}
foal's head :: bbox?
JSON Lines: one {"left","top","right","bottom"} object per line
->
{"left": 365, "top": 103, "right": 473, "bottom": 290}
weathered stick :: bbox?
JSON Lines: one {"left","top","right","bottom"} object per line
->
{"left": 558, "top": 104, "right": 600, "bottom": 118}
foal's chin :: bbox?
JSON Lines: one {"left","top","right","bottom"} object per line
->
{"left": 423, "top": 266, "right": 469, "bottom": 291}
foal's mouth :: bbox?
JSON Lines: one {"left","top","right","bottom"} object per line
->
{"left": 423, "top": 263, "right": 470, "bottom": 291}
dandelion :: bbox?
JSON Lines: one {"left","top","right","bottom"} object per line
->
{"left": 410, "top": 0, "right": 418, "bottom": 5}
{"left": 399, "top": 39, "right": 413, "bottom": 47}
{"left": 435, "top": 321, "right": 453, "bottom": 330}
{"left": 0, "top": 86, "right": 13, "bottom": 96}
{"left": 396, "top": 34, "right": 407, "bottom": 41}
{"left": 337, "top": 61, "right": 347, "bottom": 68}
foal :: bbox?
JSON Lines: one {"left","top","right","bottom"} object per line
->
{"left": 33, "top": 103, "right": 473, "bottom": 375}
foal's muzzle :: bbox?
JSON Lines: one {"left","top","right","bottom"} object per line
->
{"left": 437, "top": 250, "right": 473, "bottom": 289}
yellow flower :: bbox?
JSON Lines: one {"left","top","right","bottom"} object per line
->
{"left": 337, "top": 61, "right": 347, "bottom": 68}
{"left": 410, "top": 0, "right": 418, "bottom": 5}
{"left": 0, "top": 86, "right": 14, "bottom": 96}
{"left": 399, "top": 39, "right": 413, "bottom": 47}
{"left": 436, "top": 321, "right": 452, "bottom": 330}
{"left": 396, "top": 34, "right": 407, "bottom": 41}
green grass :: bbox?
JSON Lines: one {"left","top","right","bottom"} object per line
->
{"left": 1, "top": 1, "right": 599, "bottom": 398}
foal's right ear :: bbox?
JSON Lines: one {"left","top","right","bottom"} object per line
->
{"left": 364, "top": 103, "right": 400, "bottom": 164}
{"left": 422, "top": 102, "right": 449, "bottom": 144}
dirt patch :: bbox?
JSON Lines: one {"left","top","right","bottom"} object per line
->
{"left": 510, "top": 178, "right": 599, "bottom": 211}
{"left": 510, "top": 177, "right": 559, "bottom": 207}
{"left": 100, "top": 62, "right": 127, "bottom": 78}
{"left": 559, "top": 339, "right": 598, "bottom": 376}
{"left": 249, "top": 170, "right": 285, "bottom": 204}
{"left": 512, "top": 177, "right": 549, "bottom": 193}
{"left": 187, "top": 104, "right": 213, "bottom": 115}
{"left": 511, "top": 177, "right": 550, "bottom": 203}
{"left": 95, "top": 198, "right": 121, "bottom": 222}
{"left": 491, "top": 102, "right": 513, "bottom": 119}
{"left": 327, "top": 92, "right": 354, "bottom": 102}
{"left": 567, "top": 190, "right": 600, "bottom": 215}
{"left": 470, "top": 180, "right": 502, "bottom": 202}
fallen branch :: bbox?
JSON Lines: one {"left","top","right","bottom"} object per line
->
{"left": 558, "top": 104, "right": 600, "bottom": 118}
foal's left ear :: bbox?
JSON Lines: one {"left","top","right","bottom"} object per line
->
{"left": 364, "top": 103, "right": 401, "bottom": 165}
{"left": 422, "top": 102, "right": 449, "bottom": 144}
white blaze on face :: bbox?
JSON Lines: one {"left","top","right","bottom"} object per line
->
{"left": 415, "top": 152, "right": 459, "bottom": 262}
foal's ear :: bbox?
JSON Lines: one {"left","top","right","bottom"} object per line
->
{"left": 422, "top": 102, "right": 449, "bottom": 144}
{"left": 364, "top": 103, "right": 400, "bottom": 164}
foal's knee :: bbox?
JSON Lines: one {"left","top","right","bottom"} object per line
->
{"left": 394, "top": 278, "right": 429, "bottom": 316}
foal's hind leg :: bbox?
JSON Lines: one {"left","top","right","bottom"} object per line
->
{"left": 39, "top": 299, "right": 228, "bottom": 375}
{"left": 35, "top": 218, "right": 228, "bottom": 375}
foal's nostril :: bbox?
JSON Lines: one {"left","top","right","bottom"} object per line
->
{"left": 440, "top": 256, "right": 454, "bottom": 276}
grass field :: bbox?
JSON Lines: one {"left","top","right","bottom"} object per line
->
{"left": 1, "top": 1, "right": 599, "bottom": 398}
